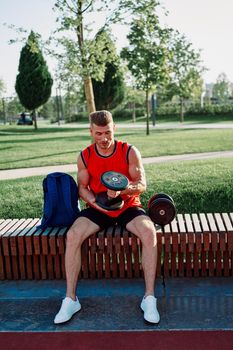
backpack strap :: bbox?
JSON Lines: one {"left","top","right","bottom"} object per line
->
{"left": 45, "top": 175, "right": 59, "bottom": 220}
{"left": 60, "top": 174, "right": 77, "bottom": 221}
{"left": 37, "top": 174, "right": 58, "bottom": 228}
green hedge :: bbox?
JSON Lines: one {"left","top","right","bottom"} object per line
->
{"left": 156, "top": 103, "right": 233, "bottom": 118}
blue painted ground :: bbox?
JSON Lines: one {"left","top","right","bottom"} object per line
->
{"left": 0, "top": 277, "right": 233, "bottom": 332}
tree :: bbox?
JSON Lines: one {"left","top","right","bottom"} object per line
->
{"left": 15, "top": 31, "right": 53, "bottom": 129}
{"left": 212, "top": 73, "right": 232, "bottom": 103}
{"left": 167, "top": 32, "right": 205, "bottom": 122}
{"left": 0, "top": 78, "right": 6, "bottom": 96}
{"left": 53, "top": 0, "right": 120, "bottom": 114}
{"left": 0, "top": 78, "right": 6, "bottom": 124}
{"left": 121, "top": 1, "right": 171, "bottom": 134}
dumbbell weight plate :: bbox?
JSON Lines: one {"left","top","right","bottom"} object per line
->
{"left": 96, "top": 191, "right": 124, "bottom": 211}
{"left": 149, "top": 198, "right": 176, "bottom": 226}
{"left": 101, "top": 171, "right": 129, "bottom": 191}
{"left": 148, "top": 192, "right": 174, "bottom": 209}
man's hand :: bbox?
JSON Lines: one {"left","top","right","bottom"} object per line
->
{"left": 107, "top": 189, "right": 121, "bottom": 198}
{"left": 88, "top": 196, "right": 109, "bottom": 213}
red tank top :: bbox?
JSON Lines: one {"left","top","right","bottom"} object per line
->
{"left": 81, "top": 140, "right": 142, "bottom": 217}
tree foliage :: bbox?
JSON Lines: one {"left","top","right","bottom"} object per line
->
{"left": 166, "top": 32, "right": 205, "bottom": 122}
{"left": 121, "top": 0, "right": 171, "bottom": 134}
{"left": 15, "top": 31, "right": 53, "bottom": 128}
{"left": 0, "top": 78, "right": 6, "bottom": 96}
{"left": 91, "top": 30, "right": 125, "bottom": 110}
{"left": 53, "top": 0, "right": 120, "bottom": 113}
{"left": 212, "top": 73, "right": 232, "bottom": 103}
{"left": 92, "top": 62, "right": 125, "bottom": 110}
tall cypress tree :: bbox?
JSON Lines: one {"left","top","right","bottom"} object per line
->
{"left": 15, "top": 31, "right": 53, "bottom": 129}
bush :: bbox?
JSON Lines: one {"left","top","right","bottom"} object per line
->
{"left": 65, "top": 112, "right": 88, "bottom": 123}
{"left": 112, "top": 107, "right": 145, "bottom": 120}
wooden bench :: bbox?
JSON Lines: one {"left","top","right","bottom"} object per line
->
{"left": 0, "top": 213, "right": 233, "bottom": 280}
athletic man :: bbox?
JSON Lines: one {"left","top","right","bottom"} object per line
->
{"left": 54, "top": 110, "right": 160, "bottom": 324}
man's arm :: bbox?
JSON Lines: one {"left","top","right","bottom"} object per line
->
{"left": 77, "top": 154, "right": 95, "bottom": 204}
{"left": 107, "top": 146, "right": 146, "bottom": 198}
{"left": 77, "top": 154, "right": 108, "bottom": 211}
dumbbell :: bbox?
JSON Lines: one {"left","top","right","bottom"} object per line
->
{"left": 96, "top": 171, "right": 129, "bottom": 210}
{"left": 148, "top": 193, "right": 176, "bottom": 226}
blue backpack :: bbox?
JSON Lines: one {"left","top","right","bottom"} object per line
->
{"left": 38, "top": 172, "right": 80, "bottom": 229}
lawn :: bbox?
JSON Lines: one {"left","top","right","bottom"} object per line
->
{"left": 0, "top": 158, "right": 232, "bottom": 218}
{"left": 0, "top": 124, "right": 233, "bottom": 170}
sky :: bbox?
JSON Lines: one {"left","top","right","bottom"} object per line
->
{"left": 1, "top": 0, "right": 233, "bottom": 96}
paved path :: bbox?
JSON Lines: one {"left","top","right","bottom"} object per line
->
{"left": 1, "top": 150, "right": 233, "bottom": 180}
{"left": 58, "top": 122, "right": 233, "bottom": 129}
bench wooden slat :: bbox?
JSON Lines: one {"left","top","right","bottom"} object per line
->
{"left": 1, "top": 220, "right": 24, "bottom": 280}
{"left": 40, "top": 255, "right": 47, "bottom": 279}
{"left": 123, "top": 230, "right": 132, "bottom": 278}
{"left": 171, "top": 219, "right": 179, "bottom": 277}
{"left": 156, "top": 225, "right": 162, "bottom": 278}
{"left": 0, "top": 219, "right": 13, "bottom": 231}
{"left": 222, "top": 213, "right": 233, "bottom": 252}
{"left": 1, "top": 219, "right": 20, "bottom": 256}
{"left": 49, "top": 227, "right": 60, "bottom": 255}
{"left": 81, "top": 237, "right": 89, "bottom": 279}
{"left": 90, "top": 233, "right": 97, "bottom": 279}
{"left": 54, "top": 255, "right": 61, "bottom": 279}
{"left": 205, "top": 214, "right": 216, "bottom": 277}
{"left": 191, "top": 214, "right": 200, "bottom": 277}
{"left": 163, "top": 223, "right": 171, "bottom": 277}
{"left": 57, "top": 227, "right": 67, "bottom": 255}
{"left": 8, "top": 219, "right": 34, "bottom": 280}
{"left": 18, "top": 219, "right": 40, "bottom": 255}
{"left": 97, "top": 230, "right": 104, "bottom": 279}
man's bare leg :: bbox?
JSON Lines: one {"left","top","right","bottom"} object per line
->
{"left": 126, "top": 215, "right": 157, "bottom": 296}
{"left": 65, "top": 217, "right": 100, "bottom": 300}
{"left": 54, "top": 217, "right": 100, "bottom": 324}
{"left": 126, "top": 215, "right": 160, "bottom": 323}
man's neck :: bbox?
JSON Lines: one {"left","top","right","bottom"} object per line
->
{"left": 95, "top": 140, "right": 115, "bottom": 156}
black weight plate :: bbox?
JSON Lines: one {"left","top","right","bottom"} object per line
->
{"left": 96, "top": 191, "right": 124, "bottom": 211}
{"left": 101, "top": 171, "right": 129, "bottom": 190}
{"left": 149, "top": 198, "right": 176, "bottom": 226}
{"left": 148, "top": 192, "right": 174, "bottom": 208}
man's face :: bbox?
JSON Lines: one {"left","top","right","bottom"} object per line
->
{"left": 90, "top": 122, "right": 115, "bottom": 150}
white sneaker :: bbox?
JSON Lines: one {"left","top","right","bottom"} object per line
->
{"left": 54, "top": 297, "right": 81, "bottom": 324}
{"left": 140, "top": 295, "right": 160, "bottom": 324}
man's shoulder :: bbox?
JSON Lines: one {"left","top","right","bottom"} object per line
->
{"left": 81, "top": 143, "right": 95, "bottom": 154}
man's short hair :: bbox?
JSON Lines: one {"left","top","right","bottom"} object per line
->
{"left": 89, "top": 110, "right": 113, "bottom": 126}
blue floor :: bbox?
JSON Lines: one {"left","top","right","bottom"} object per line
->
{"left": 1, "top": 277, "right": 233, "bottom": 332}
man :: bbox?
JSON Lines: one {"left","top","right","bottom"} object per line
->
{"left": 54, "top": 110, "right": 160, "bottom": 324}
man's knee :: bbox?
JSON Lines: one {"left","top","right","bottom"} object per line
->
{"left": 140, "top": 222, "right": 157, "bottom": 247}
{"left": 66, "top": 227, "right": 83, "bottom": 248}
{"left": 66, "top": 217, "right": 100, "bottom": 248}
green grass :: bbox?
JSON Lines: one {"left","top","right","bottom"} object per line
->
{"left": 1, "top": 124, "right": 233, "bottom": 170}
{"left": 1, "top": 158, "right": 232, "bottom": 219}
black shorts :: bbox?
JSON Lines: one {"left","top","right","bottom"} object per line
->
{"left": 78, "top": 206, "right": 148, "bottom": 229}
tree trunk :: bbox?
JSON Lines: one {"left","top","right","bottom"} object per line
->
{"left": 56, "top": 89, "right": 60, "bottom": 126}
{"left": 146, "top": 90, "right": 150, "bottom": 135}
{"left": 132, "top": 101, "right": 136, "bottom": 122}
{"left": 76, "top": 1, "right": 96, "bottom": 115}
{"left": 2, "top": 98, "right": 6, "bottom": 125}
{"left": 84, "top": 77, "right": 96, "bottom": 113}
{"left": 180, "top": 97, "right": 184, "bottom": 123}
{"left": 33, "top": 110, "right": 38, "bottom": 130}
